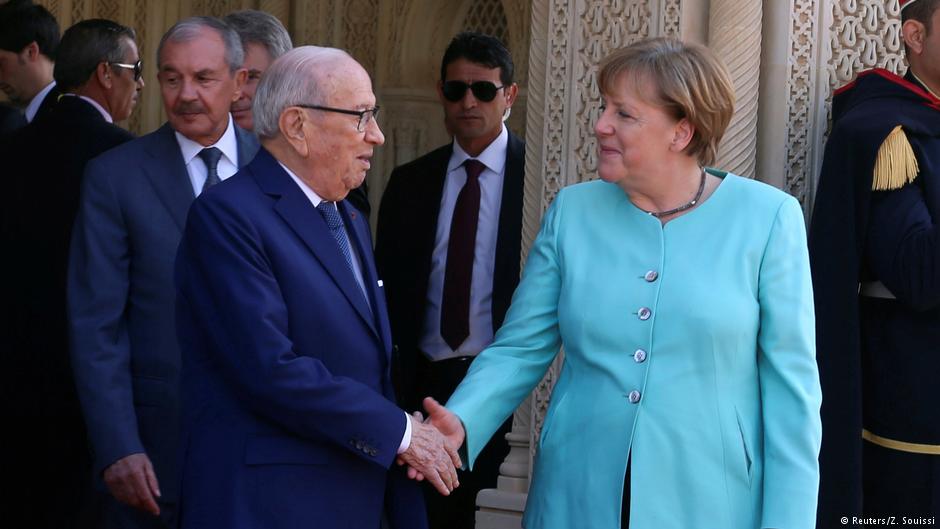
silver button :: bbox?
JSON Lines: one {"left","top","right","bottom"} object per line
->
{"left": 628, "top": 390, "right": 642, "bottom": 404}
{"left": 638, "top": 307, "right": 652, "bottom": 320}
{"left": 633, "top": 349, "right": 647, "bottom": 363}
{"left": 644, "top": 270, "right": 659, "bottom": 282}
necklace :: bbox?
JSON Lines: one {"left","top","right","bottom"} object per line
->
{"left": 638, "top": 169, "right": 707, "bottom": 218}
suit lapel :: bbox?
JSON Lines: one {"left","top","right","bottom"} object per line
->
{"left": 341, "top": 202, "right": 390, "bottom": 352}
{"left": 142, "top": 123, "right": 194, "bottom": 231}
{"left": 253, "top": 150, "right": 379, "bottom": 339}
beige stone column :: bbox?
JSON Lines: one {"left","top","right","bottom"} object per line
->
{"left": 709, "top": 0, "right": 762, "bottom": 178}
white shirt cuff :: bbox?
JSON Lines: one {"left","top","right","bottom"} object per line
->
{"left": 397, "top": 412, "right": 412, "bottom": 454}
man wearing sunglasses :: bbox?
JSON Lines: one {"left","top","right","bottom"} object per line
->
{"left": 2, "top": 17, "right": 143, "bottom": 529}
{"left": 67, "top": 17, "right": 258, "bottom": 529}
{"left": 376, "top": 31, "right": 524, "bottom": 529}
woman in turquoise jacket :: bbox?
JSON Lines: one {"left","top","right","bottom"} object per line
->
{"left": 425, "top": 37, "right": 822, "bottom": 528}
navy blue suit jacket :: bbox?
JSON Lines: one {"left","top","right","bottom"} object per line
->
{"left": 174, "top": 148, "right": 427, "bottom": 529}
{"left": 67, "top": 122, "right": 259, "bottom": 520}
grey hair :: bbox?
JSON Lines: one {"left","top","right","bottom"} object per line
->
{"left": 252, "top": 45, "right": 353, "bottom": 139}
{"left": 223, "top": 10, "right": 292, "bottom": 59}
{"left": 157, "top": 16, "right": 244, "bottom": 73}
{"left": 54, "top": 19, "right": 136, "bottom": 92}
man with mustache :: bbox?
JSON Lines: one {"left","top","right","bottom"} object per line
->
{"left": 2, "top": 18, "right": 143, "bottom": 528}
{"left": 0, "top": 0, "right": 59, "bottom": 131}
{"left": 68, "top": 16, "right": 258, "bottom": 529}
{"left": 175, "top": 46, "right": 457, "bottom": 529}
{"left": 375, "top": 32, "right": 524, "bottom": 529}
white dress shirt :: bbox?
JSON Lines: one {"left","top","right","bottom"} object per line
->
{"left": 419, "top": 126, "right": 508, "bottom": 361}
{"left": 25, "top": 81, "right": 55, "bottom": 122}
{"left": 175, "top": 114, "right": 240, "bottom": 196}
{"left": 279, "top": 162, "right": 412, "bottom": 453}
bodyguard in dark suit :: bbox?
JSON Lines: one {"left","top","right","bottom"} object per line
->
{"left": 175, "top": 46, "right": 459, "bottom": 529}
{"left": 375, "top": 32, "right": 524, "bottom": 529}
{"left": 0, "top": 1, "right": 60, "bottom": 127}
{"left": 1, "top": 18, "right": 141, "bottom": 529}
{"left": 68, "top": 17, "right": 257, "bottom": 528}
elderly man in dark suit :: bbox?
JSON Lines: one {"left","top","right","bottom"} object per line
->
{"left": 375, "top": 31, "right": 525, "bottom": 529}
{"left": 68, "top": 16, "right": 258, "bottom": 529}
{"left": 175, "top": 45, "right": 458, "bottom": 529}
{"left": 1, "top": 18, "right": 141, "bottom": 529}
{"left": 0, "top": 1, "right": 60, "bottom": 128}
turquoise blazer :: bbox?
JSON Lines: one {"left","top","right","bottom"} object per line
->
{"left": 447, "top": 173, "right": 822, "bottom": 529}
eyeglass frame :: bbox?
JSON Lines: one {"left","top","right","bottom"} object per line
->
{"left": 294, "top": 103, "right": 381, "bottom": 132}
{"left": 441, "top": 80, "right": 506, "bottom": 103}
{"left": 109, "top": 59, "right": 143, "bottom": 82}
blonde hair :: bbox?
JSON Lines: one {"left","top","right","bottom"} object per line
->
{"left": 598, "top": 37, "right": 735, "bottom": 167}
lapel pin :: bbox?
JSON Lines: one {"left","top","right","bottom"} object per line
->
{"left": 377, "top": 280, "right": 384, "bottom": 287}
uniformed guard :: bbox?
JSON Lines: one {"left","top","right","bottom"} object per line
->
{"left": 810, "top": 0, "right": 940, "bottom": 526}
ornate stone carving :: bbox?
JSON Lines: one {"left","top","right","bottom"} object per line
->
{"left": 782, "top": 0, "right": 822, "bottom": 206}
{"left": 96, "top": 0, "right": 122, "bottom": 20}
{"left": 662, "top": 0, "right": 681, "bottom": 38}
{"left": 463, "top": 0, "right": 510, "bottom": 46}
{"left": 343, "top": 0, "right": 378, "bottom": 74}
{"left": 828, "top": 0, "right": 904, "bottom": 90}
{"left": 710, "top": 0, "right": 762, "bottom": 179}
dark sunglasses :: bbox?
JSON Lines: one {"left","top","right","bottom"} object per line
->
{"left": 110, "top": 60, "right": 143, "bottom": 82}
{"left": 442, "top": 80, "right": 505, "bottom": 103}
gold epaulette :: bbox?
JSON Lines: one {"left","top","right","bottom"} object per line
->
{"left": 872, "top": 125, "right": 920, "bottom": 191}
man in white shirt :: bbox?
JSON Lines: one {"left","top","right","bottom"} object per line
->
{"left": 67, "top": 16, "right": 258, "bottom": 529}
{"left": 0, "top": 1, "right": 60, "bottom": 126}
{"left": 375, "top": 31, "right": 525, "bottom": 529}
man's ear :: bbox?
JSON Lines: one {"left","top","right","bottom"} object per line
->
{"left": 22, "top": 41, "right": 40, "bottom": 62}
{"left": 279, "top": 107, "right": 309, "bottom": 157}
{"left": 504, "top": 83, "right": 519, "bottom": 107}
{"left": 671, "top": 118, "right": 695, "bottom": 152}
{"left": 96, "top": 62, "right": 113, "bottom": 89}
{"left": 231, "top": 68, "right": 248, "bottom": 102}
{"left": 902, "top": 19, "right": 926, "bottom": 56}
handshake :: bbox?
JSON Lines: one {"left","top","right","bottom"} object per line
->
{"left": 396, "top": 397, "right": 467, "bottom": 496}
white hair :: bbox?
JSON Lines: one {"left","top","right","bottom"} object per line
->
{"left": 252, "top": 45, "right": 355, "bottom": 139}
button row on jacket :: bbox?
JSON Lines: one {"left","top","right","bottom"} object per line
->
{"left": 644, "top": 270, "right": 658, "bottom": 282}
{"left": 628, "top": 390, "right": 642, "bottom": 404}
{"left": 349, "top": 438, "right": 378, "bottom": 457}
{"left": 637, "top": 307, "right": 651, "bottom": 320}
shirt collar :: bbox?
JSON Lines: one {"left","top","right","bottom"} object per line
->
{"left": 447, "top": 125, "right": 509, "bottom": 175}
{"left": 174, "top": 113, "right": 239, "bottom": 167}
{"left": 278, "top": 161, "right": 329, "bottom": 209}
{"left": 910, "top": 71, "right": 940, "bottom": 100}
{"left": 25, "top": 81, "right": 56, "bottom": 122}
{"left": 61, "top": 94, "right": 113, "bottom": 123}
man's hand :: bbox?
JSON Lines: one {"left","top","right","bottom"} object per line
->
{"left": 398, "top": 417, "right": 462, "bottom": 496}
{"left": 423, "top": 397, "right": 465, "bottom": 451}
{"left": 102, "top": 453, "right": 161, "bottom": 515}
{"left": 398, "top": 398, "right": 467, "bottom": 482}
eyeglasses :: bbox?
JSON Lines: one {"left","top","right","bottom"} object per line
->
{"left": 110, "top": 60, "right": 143, "bottom": 82}
{"left": 295, "top": 104, "right": 380, "bottom": 132}
{"left": 441, "top": 80, "right": 505, "bottom": 102}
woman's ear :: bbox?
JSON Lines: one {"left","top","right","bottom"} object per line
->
{"left": 671, "top": 118, "right": 694, "bottom": 152}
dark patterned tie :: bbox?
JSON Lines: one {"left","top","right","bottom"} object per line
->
{"left": 440, "top": 159, "right": 486, "bottom": 351}
{"left": 198, "top": 147, "right": 222, "bottom": 193}
{"left": 317, "top": 201, "right": 355, "bottom": 276}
